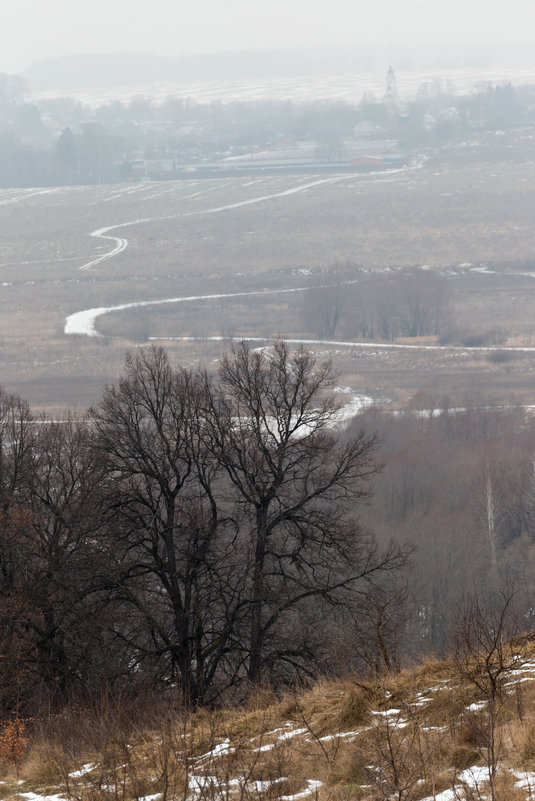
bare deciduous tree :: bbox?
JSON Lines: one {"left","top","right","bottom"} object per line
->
{"left": 91, "top": 347, "right": 235, "bottom": 705}
{"left": 454, "top": 581, "right": 530, "bottom": 801}
{"left": 200, "top": 339, "right": 407, "bottom": 686}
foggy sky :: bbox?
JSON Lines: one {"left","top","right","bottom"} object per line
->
{"left": 2, "top": 0, "right": 534, "bottom": 74}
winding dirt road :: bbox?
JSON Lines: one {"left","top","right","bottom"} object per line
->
{"left": 63, "top": 162, "right": 535, "bottom": 357}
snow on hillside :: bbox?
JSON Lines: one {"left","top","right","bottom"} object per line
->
{"left": 7, "top": 653, "right": 535, "bottom": 801}
{"left": 31, "top": 66, "right": 535, "bottom": 108}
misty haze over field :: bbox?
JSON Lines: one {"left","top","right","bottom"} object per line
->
{"left": 3, "top": 0, "right": 535, "bottom": 72}
{"left": 24, "top": 45, "right": 535, "bottom": 92}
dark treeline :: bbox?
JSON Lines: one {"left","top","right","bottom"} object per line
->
{"left": 0, "top": 341, "right": 406, "bottom": 716}
{"left": 3, "top": 70, "right": 535, "bottom": 187}
{"left": 1, "top": 340, "right": 534, "bottom": 720}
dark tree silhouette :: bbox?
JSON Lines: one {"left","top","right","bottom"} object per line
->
{"left": 200, "top": 339, "right": 406, "bottom": 685}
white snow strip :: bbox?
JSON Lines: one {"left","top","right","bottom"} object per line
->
{"left": 319, "top": 730, "right": 360, "bottom": 742}
{"left": 412, "top": 696, "right": 433, "bottom": 706}
{"left": 278, "top": 727, "right": 308, "bottom": 741}
{"left": 466, "top": 701, "right": 487, "bottom": 712}
{"left": 76, "top": 175, "right": 352, "bottom": 272}
{"left": 0, "top": 188, "right": 61, "bottom": 206}
{"left": 20, "top": 794, "right": 68, "bottom": 801}
{"left": 196, "top": 739, "right": 234, "bottom": 761}
{"left": 64, "top": 287, "right": 311, "bottom": 336}
{"left": 261, "top": 727, "right": 285, "bottom": 738}
{"left": 333, "top": 387, "right": 375, "bottom": 420}
{"left": 514, "top": 770, "right": 535, "bottom": 789}
{"left": 65, "top": 279, "right": 535, "bottom": 357}
{"left": 152, "top": 334, "right": 535, "bottom": 356}
{"left": 78, "top": 217, "right": 156, "bottom": 271}
{"left": 65, "top": 166, "right": 427, "bottom": 327}
{"left": 374, "top": 708, "right": 402, "bottom": 716}
{"left": 250, "top": 777, "right": 288, "bottom": 793}
{"left": 257, "top": 742, "right": 278, "bottom": 752}
{"left": 255, "top": 724, "right": 308, "bottom": 750}
{"left": 69, "top": 762, "right": 95, "bottom": 778}
{"left": 505, "top": 675, "right": 535, "bottom": 685}
{"left": 188, "top": 775, "right": 218, "bottom": 793}
{"left": 187, "top": 774, "right": 289, "bottom": 794}
{"left": 190, "top": 176, "right": 352, "bottom": 216}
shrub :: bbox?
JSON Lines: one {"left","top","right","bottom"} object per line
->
{"left": 486, "top": 349, "right": 516, "bottom": 363}
{"left": 0, "top": 719, "right": 28, "bottom": 775}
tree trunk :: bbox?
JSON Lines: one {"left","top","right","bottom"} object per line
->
{"left": 247, "top": 510, "right": 267, "bottom": 684}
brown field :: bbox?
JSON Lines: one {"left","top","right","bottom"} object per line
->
{"left": 2, "top": 141, "right": 535, "bottom": 413}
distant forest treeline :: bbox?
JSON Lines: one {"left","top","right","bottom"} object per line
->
{"left": 25, "top": 47, "right": 535, "bottom": 90}
{"left": 2, "top": 69, "right": 535, "bottom": 187}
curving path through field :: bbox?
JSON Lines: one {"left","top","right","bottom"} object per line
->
{"left": 69, "top": 159, "right": 527, "bottom": 357}
{"left": 148, "top": 334, "right": 535, "bottom": 354}
{"left": 79, "top": 224, "right": 131, "bottom": 270}
{"left": 65, "top": 286, "right": 535, "bottom": 355}
{"left": 75, "top": 160, "right": 426, "bottom": 273}
{"left": 76, "top": 174, "right": 359, "bottom": 272}
{"left": 67, "top": 163, "right": 430, "bottom": 334}
{"left": 65, "top": 286, "right": 310, "bottom": 336}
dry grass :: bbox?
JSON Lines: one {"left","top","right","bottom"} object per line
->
{"left": 5, "top": 638, "right": 535, "bottom": 801}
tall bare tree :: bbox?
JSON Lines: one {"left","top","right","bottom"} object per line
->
{"left": 200, "top": 339, "right": 406, "bottom": 685}
{"left": 90, "top": 347, "right": 236, "bottom": 705}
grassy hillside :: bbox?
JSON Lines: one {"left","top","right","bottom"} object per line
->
{"left": 5, "top": 638, "right": 535, "bottom": 801}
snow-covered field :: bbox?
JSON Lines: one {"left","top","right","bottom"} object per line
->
{"left": 31, "top": 65, "right": 535, "bottom": 107}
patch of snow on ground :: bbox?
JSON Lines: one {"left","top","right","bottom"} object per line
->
{"left": 466, "top": 701, "right": 487, "bottom": 712}
{"left": 514, "top": 770, "right": 535, "bottom": 790}
{"left": 318, "top": 730, "right": 360, "bottom": 742}
{"left": 372, "top": 709, "right": 409, "bottom": 728}
{"left": 412, "top": 695, "right": 433, "bottom": 706}
{"left": 333, "top": 386, "right": 376, "bottom": 421}
{"left": 196, "top": 739, "right": 233, "bottom": 761}
{"left": 374, "top": 708, "right": 402, "bottom": 716}
{"left": 420, "top": 765, "right": 491, "bottom": 801}
{"left": 250, "top": 777, "right": 288, "bottom": 793}
{"left": 278, "top": 727, "right": 308, "bottom": 741}
{"left": 20, "top": 795, "right": 68, "bottom": 801}
{"left": 188, "top": 775, "right": 219, "bottom": 793}
{"left": 188, "top": 774, "right": 289, "bottom": 795}
{"left": 69, "top": 763, "right": 95, "bottom": 777}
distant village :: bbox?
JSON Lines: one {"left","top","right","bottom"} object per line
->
{"left": 0, "top": 67, "right": 534, "bottom": 187}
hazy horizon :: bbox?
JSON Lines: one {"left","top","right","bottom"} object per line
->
{"left": 3, "top": 0, "right": 535, "bottom": 75}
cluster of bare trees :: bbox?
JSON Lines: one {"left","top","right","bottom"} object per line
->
{"left": 355, "top": 399, "right": 535, "bottom": 661}
{"left": 0, "top": 341, "right": 407, "bottom": 715}
{"left": 5, "top": 339, "right": 532, "bottom": 722}
{"left": 303, "top": 267, "right": 452, "bottom": 341}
